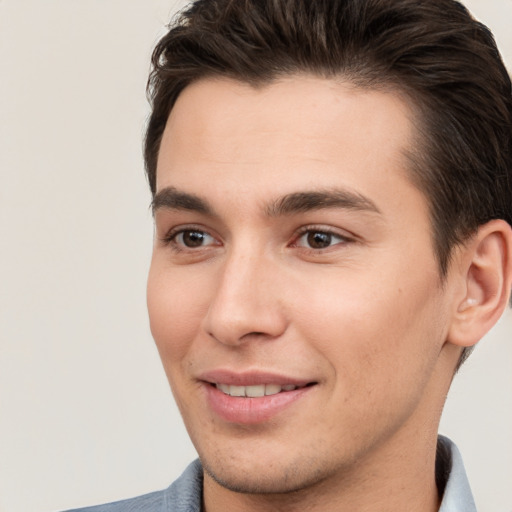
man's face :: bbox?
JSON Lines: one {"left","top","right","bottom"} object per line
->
{"left": 147, "top": 76, "right": 456, "bottom": 494}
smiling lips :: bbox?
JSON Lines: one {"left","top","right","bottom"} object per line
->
{"left": 215, "top": 383, "right": 304, "bottom": 397}
{"left": 202, "top": 374, "right": 316, "bottom": 424}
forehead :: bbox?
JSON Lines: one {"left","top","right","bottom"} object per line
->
{"left": 156, "top": 75, "right": 424, "bottom": 220}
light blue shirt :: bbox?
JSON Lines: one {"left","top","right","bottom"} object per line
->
{"left": 438, "top": 436, "right": 477, "bottom": 512}
{"left": 64, "top": 436, "right": 476, "bottom": 511}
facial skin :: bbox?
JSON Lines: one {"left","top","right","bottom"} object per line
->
{"left": 147, "top": 76, "right": 468, "bottom": 511}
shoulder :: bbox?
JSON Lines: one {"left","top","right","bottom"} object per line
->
{"left": 62, "top": 489, "right": 165, "bottom": 512}
{"left": 62, "top": 460, "right": 203, "bottom": 512}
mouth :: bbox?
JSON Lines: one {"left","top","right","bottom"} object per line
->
{"left": 204, "top": 380, "right": 316, "bottom": 424}
{"left": 212, "top": 382, "right": 314, "bottom": 398}
{"left": 199, "top": 370, "right": 318, "bottom": 423}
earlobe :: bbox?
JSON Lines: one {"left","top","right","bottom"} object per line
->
{"left": 448, "top": 220, "right": 512, "bottom": 348}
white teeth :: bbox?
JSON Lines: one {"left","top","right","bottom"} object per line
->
{"left": 229, "top": 385, "right": 246, "bottom": 397}
{"left": 246, "top": 385, "right": 265, "bottom": 397}
{"left": 215, "top": 383, "right": 300, "bottom": 397}
{"left": 265, "top": 384, "right": 282, "bottom": 396}
{"left": 217, "top": 383, "right": 230, "bottom": 394}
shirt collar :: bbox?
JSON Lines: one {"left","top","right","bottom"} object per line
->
{"left": 166, "top": 436, "right": 476, "bottom": 511}
{"left": 437, "top": 435, "right": 477, "bottom": 512}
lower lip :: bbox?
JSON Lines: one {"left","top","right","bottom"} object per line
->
{"left": 204, "top": 384, "right": 314, "bottom": 424}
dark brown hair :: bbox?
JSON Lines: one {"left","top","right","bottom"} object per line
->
{"left": 145, "top": 0, "right": 512, "bottom": 364}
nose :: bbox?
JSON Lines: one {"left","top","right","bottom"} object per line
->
{"left": 202, "top": 249, "right": 288, "bottom": 346}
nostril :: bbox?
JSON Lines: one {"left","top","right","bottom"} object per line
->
{"left": 240, "top": 331, "right": 269, "bottom": 341}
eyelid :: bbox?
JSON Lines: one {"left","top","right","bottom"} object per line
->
{"left": 290, "top": 225, "right": 355, "bottom": 246}
{"left": 160, "top": 224, "right": 221, "bottom": 249}
{"left": 293, "top": 224, "right": 357, "bottom": 240}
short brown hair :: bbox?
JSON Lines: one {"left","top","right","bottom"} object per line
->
{"left": 144, "top": 0, "right": 512, "bottom": 364}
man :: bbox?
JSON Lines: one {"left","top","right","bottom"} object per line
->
{"left": 68, "top": 0, "right": 512, "bottom": 510}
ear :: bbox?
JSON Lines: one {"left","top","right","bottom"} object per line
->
{"left": 447, "top": 219, "right": 512, "bottom": 348}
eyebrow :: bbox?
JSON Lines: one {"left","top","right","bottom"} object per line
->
{"left": 151, "top": 186, "right": 381, "bottom": 218}
{"left": 266, "top": 189, "right": 381, "bottom": 217}
{"left": 151, "top": 187, "right": 213, "bottom": 216}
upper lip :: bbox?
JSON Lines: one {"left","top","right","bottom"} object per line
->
{"left": 199, "top": 369, "right": 315, "bottom": 387}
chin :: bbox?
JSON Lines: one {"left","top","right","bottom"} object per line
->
{"left": 201, "top": 453, "right": 333, "bottom": 495}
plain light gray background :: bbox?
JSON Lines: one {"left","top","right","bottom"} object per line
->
{"left": 0, "top": 1, "right": 511, "bottom": 511}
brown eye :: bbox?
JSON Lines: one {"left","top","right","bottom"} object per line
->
{"left": 295, "top": 229, "right": 348, "bottom": 250}
{"left": 306, "top": 231, "right": 332, "bottom": 249}
{"left": 176, "top": 230, "right": 215, "bottom": 248}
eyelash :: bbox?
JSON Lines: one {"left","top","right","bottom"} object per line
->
{"left": 161, "top": 224, "right": 354, "bottom": 254}
{"left": 291, "top": 225, "right": 354, "bottom": 252}
{"left": 161, "top": 225, "right": 219, "bottom": 252}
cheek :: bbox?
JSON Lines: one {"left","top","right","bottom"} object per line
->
{"left": 147, "top": 263, "right": 210, "bottom": 371}
{"left": 293, "top": 277, "right": 447, "bottom": 444}
{"left": 294, "top": 265, "right": 446, "bottom": 387}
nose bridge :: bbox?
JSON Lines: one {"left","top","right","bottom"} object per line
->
{"left": 203, "top": 242, "right": 286, "bottom": 345}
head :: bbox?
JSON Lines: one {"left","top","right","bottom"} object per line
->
{"left": 144, "top": 0, "right": 512, "bottom": 506}
{"left": 145, "top": 0, "right": 512, "bottom": 369}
